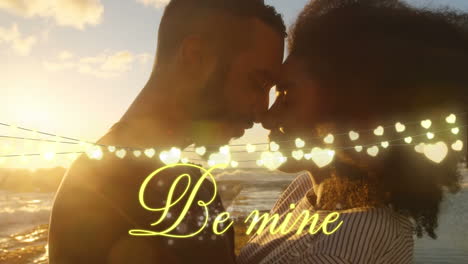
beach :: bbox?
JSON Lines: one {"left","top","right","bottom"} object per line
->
{"left": 1, "top": 169, "right": 467, "bottom": 263}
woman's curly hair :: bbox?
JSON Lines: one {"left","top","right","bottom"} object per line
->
{"left": 291, "top": 0, "right": 468, "bottom": 239}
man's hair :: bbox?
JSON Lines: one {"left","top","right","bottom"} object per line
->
{"left": 289, "top": 0, "right": 468, "bottom": 239}
{"left": 154, "top": 0, "right": 286, "bottom": 67}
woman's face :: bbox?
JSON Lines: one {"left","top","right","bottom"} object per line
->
{"left": 262, "top": 55, "right": 327, "bottom": 173}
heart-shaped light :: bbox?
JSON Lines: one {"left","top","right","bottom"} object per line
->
{"left": 108, "top": 146, "right": 116, "bottom": 153}
{"left": 423, "top": 142, "right": 448, "bottom": 163}
{"left": 367, "top": 146, "right": 379, "bottom": 157}
{"left": 208, "top": 151, "right": 231, "bottom": 167}
{"left": 404, "top": 137, "right": 413, "bottom": 144}
{"left": 415, "top": 143, "right": 425, "bottom": 153}
{"left": 421, "top": 119, "right": 432, "bottom": 129}
{"left": 159, "top": 147, "right": 181, "bottom": 165}
{"left": 133, "top": 150, "right": 142, "bottom": 158}
{"left": 220, "top": 145, "right": 230, "bottom": 155}
{"left": 349, "top": 131, "right": 359, "bottom": 141}
{"left": 195, "top": 146, "right": 206, "bottom": 156}
{"left": 323, "top": 134, "right": 334, "bottom": 144}
{"left": 295, "top": 138, "right": 305, "bottom": 148}
{"left": 231, "top": 161, "right": 239, "bottom": 168}
{"left": 116, "top": 149, "right": 127, "bottom": 159}
{"left": 446, "top": 114, "right": 456, "bottom": 124}
{"left": 310, "top": 147, "right": 335, "bottom": 168}
{"left": 395, "top": 122, "right": 406, "bottom": 133}
{"left": 451, "top": 127, "right": 460, "bottom": 135}
{"left": 246, "top": 144, "right": 256, "bottom": 153}
{"left": 374, "top": 126, "right": 384, "bottom": 136}
{"left": 304, "top": 153, "right": 312, "bottom": 160}
{"left": 269, "top": 142, "right": 280, "bottom": 152}
{"left": 381, "top": 141, "right": 389, "bottom": 149}
{"left": 144, "top": 148, "right": 156, "bottom": 158}
{"left": 261, "top": 151, "right": 285, "bottom": 170}
{"left": 354, "top": 145, "right": 363, "bottom": 152}
{"left": 452, "top": 140, "right": 463, "bottom": 152}
{"left": 426, "top": 132, "right": 435, "bottom": 140}
{"left": 292, "top": 150, "right": 304, "bottom": 160}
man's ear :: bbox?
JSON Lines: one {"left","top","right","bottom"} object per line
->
{"left": 178, "top": 34, "right": 217, "bottom": 82}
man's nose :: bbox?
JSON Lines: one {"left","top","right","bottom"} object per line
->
{"left": 259, "top": 101, "right": 282, "bottom": 130}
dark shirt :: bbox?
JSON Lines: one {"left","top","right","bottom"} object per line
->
{"left": 48, "top": 125, "right": 236, "bottom": 264}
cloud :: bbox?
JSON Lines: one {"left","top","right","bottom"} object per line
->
{"left": 44, "top": 50, "right": 154, "bottom": 78}
{"left": 0, "top": 23, "right": 37, "bottom": 56}
{"left": 136, "top": 0, "right": 170, "bottom": 8}
{"left": 0, "top": 0, "right": 104, "bottom": 29}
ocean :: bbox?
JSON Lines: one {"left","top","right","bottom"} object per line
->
{"left": 1, "top": 169, "right": 467, "bottom": 263}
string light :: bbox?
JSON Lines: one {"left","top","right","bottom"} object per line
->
{"left": 0, "top": 113, "right": 465, "bottom": 168}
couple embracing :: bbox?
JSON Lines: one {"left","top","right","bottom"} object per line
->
{"left": 48, "top": 0, "right": 468, "bottom": 263}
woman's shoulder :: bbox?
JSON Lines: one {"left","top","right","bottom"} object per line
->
{"left": 269, "top": 172, "right": 313, "bottom": 215}
{"left": 309, "top": 207, "right": 414, "bottom": 263}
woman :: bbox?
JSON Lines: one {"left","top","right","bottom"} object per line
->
{"left": 238, "top": 0, "right": 468, "bottom": 263}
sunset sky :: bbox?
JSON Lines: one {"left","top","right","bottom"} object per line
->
{"left": 1, "top": 0, "right": 467, "bottom": 169}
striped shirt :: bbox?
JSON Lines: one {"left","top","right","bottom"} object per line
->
{"left": 237, "top": 172, "right": 414, "bottom": 264}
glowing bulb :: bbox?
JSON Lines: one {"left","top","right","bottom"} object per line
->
{"left": 452, "top": 140, "right": 463, "bottom": 152}
{"left": 159, "top": 148, "right": 181, "bottom": 165}
{"left": 423, "top": 142, "right": 448, "bottom": 163}
{"left": 144, "top": 148, "right": 156, "bottom": 158}
{"left": 354, "top": 145, "right": 363, "bottom": 152}
{"left": 395, "top": 122, "right": 406, "bottom": 133}
{"left": 181, "top": 158, "right": 189, "bottom": 164}
{"left": 381, "top": 141, "right": 389, "bottom": 149}
{"left": 133, "top": 150, "right": 142, "bottom": 158}
{"left": 310, "top": 148, "right": 334, "bottom": 168}
{"left": 367, "top": 146, "right": 379, "bottom": 157}
{"left": 415, "top": 143, "right": 425, "bottom": 153}
{"left": 269, "top": 142, "right": 280, "bottom": 152}
{"left": 323, "top": 134, "right": 334, "bottom": 144}
{"left": 220, "top": 145, "right": 230, "bottom": 155}
{"left": 256, "top": 160, "right": 264, "bottom": 167}
{"left": 295, "top": 138, "right": 305, "bottom": 148}
{"left": 108, "top": 146, "right": 116, "bottom": 153}
{"left": 116, "top": 149, "right": 127, "bottom": 159}
{"left": 451, "top": 127, "right": 460, "bottom": 135}
{"left": 246, "top": 144, "right": 256, "bottom": 153}
{"left": 87, "top": 146, "right": 103, "bottom": 160}
{"left": 421, "top": 119, "right": 432, "bottom": 129}
{"left": 231, "top": 161, "right": 239, "bottom": 168}
{"left": 404, "top": 137, "right": 413, "bottom": 144}
{"left": 349, "top": 131, "right": 359, "bottom": 141}
{"left": 374, "top": 126, "right": 384, "bottom": 136}
{"left": 195, "top": 146, "right": 206, "bottom": 156}
{"left": 292, "top": 150, "right": 304, "bottom": 160}
{"left": 426, "top": 132, "right": 435, "bottom": 140}
{"left": 446, "top": 114, "right": 456, "bottom": 124}
{"left": 43, "top": 151, "right": 55, "bottom": 161}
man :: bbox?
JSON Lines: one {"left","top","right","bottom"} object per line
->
{"left": 48, "top": 0, "right": 285, "bottom": 263}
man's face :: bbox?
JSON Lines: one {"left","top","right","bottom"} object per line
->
{"left": 193, "top": 18, "right": 284, "bottom": 147}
